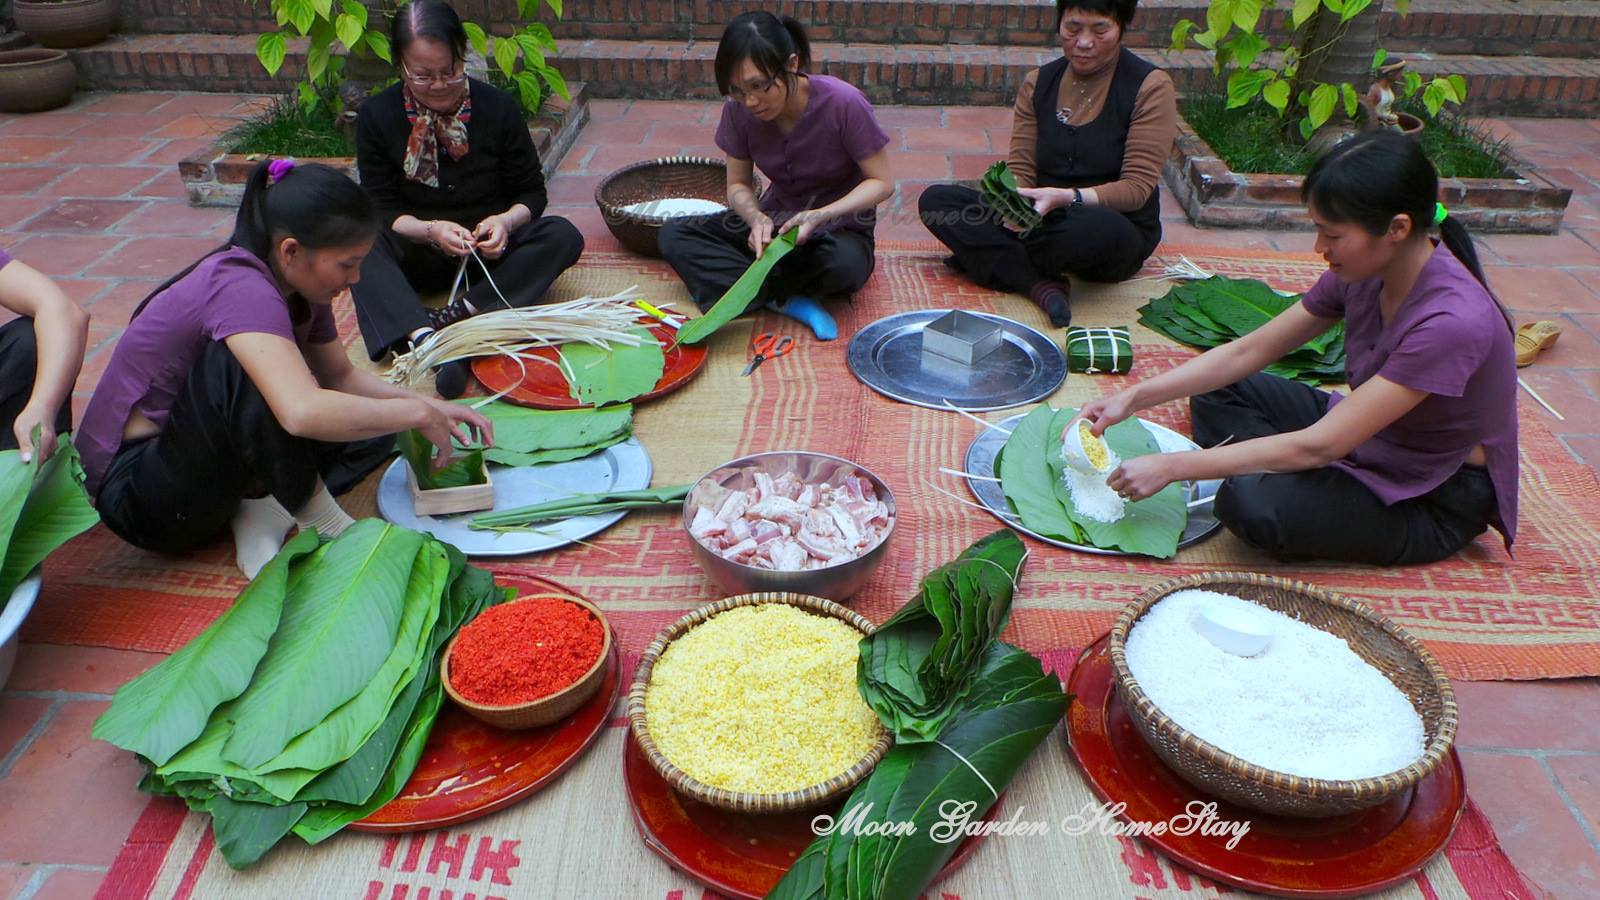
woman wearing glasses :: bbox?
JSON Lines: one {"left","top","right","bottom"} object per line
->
{"left": 351, "top": 0, "right": 584, "bottom": 397}
{"left": 918, "top": 0, "right": 1176, "bottom": 328}
{"left": 657, "top": 11, "right": 893, "bottom": 341}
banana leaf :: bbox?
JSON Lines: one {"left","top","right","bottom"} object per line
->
{"left": 557, "top": 326, "right": 666, "bottom": 408}
{"left": 209, "top": 795, "right": 307, "bottom": 870}
{"left": 674, "top": 228, "right": 800, "bottom": 345}
{"left": 469, "top": 483, "right": 691, "bottom": 530}
{"left": 221, "top": 521, "right": 424, "bottom": 769}
{"left": 92, "top": 529, "right": 321, "bottom": 766}
{"left": 977, "top": 161, "right": 1041, "bottom": 234}
{"left": 857, "top": 531, "right": 1026, "bottom": 742}
{"left": 1137, "top": 276, "right": 1348, "bottom": 385}
{"left": 1042, "top": 408, "right": 1188, "bottom": 559}
{"left": 398, "top": 429, "right": 486, "bottom": 490}
{"left": 455, "top": 401, "right": 633, "bottom": 467}
{"left": 995, "top": 406, "right": 1084, "bottom": 544}
{"left": 0, "top": 432, "right": 100, "bottom": 604}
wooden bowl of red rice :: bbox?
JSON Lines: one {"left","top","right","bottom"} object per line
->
{"left": 626, "top": 592, "right": 893, "bottom": 814}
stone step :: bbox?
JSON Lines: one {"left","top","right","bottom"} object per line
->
{"left": 116, "top": 0, "right": 1600, "bottom": 57}
{"left": 70, "top": 33, "right": 1600, "bottom": 118}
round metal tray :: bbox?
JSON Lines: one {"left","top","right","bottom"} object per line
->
{"left": 961, "top": 412, "right": 1222, "bottom": 556}
{"left": 376, "top": 438, "right": 653, "bottom": 556}
{"left": 847, "top": 310, "right": 1066, "bottom": 411}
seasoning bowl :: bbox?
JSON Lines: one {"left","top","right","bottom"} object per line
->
{"left": 1108, "top": 572, "right": 1458, "bottom": 818}
{"left": 682, "top": 451, "right": 897, "bottom": 602}
{"left": 626, "top": 592, "right": 893, "bottom": 814}
{"left": 441, "top": 595, "right": 613, "bottom": 731}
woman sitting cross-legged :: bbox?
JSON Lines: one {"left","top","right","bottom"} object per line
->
{"left": 918, "top": 0, "right": 1176, "bottom": 327}
{"left": 657, "top": 11, "right": 894, "bottom": 341}
{"left": 351, "top": 0, "right": 584, "bottom": 396}
{"left": 77, "top": 161, "right": 491, "bottom": 579}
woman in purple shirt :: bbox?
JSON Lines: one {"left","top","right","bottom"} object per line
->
{"left": 79, "top": 161, "right": 490, "bottom": 578}
{"left": 657, "top": 12, "right": 893, "bottom": 340}
{"left": 1080, "top": 130, "right": 1516, "bottom": 565}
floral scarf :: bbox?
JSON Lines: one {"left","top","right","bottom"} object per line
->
{"left": 402, "top": 84, "right": 472, "bottom": 187}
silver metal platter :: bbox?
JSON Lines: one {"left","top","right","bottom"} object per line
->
{"left": 376, "top": 438, "right": 653, "bottom": 557}
{"left": 847, "top": 310, "right": 1067, "bottom": 411}
{"left": 962, "top": 412, "right": 1223, "bottom": 556}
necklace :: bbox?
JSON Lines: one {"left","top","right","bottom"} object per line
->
{"left": 1056, "top": 73, "right": 1095, "bottom": 124}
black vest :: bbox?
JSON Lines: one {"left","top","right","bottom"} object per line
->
{"left": 1032, "top": 48, "right": 1162, "bottom": 248}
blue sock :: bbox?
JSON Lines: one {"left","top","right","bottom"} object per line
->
{"left": 769, "top": 295, "right": 838, "bottom": 341}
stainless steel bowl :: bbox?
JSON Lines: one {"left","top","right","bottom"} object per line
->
{"left": 0, "top": 569, "right": 42, "bottom": 691}
{"left": 683, "top": 451, "right": 896, "bottom": 602}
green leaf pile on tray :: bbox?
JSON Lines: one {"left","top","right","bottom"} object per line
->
{"left": 454, "top": 400, "right": 633, "bottom": 467}
{"left": 977, "top": 161, "right": 1041, "bottom": 234}
{"left": 560, "top": 326, "right": 666, "bottom": 407}
{"left": 674, "top": 228, "right": 799, "bottom": 345}
{"left": 92, "top": 519, "right": 511, "bottom": 869}
{"left": 470, "top": 484, "right": 691, "bottom": 531}
{"left": 1137, "top": 275, "right": 1346, "bottom": 384}
{"left": 0, "top": 431, "right": 100, "bottom": 609}
{"left": 398, "top": 429, "right": 486, "bottom": 491}
{"left": 768, "top": 530, "right": 1069, "bottom": 900}
{"left": 998, "top": 405, "right": 1187, "bottom": 558}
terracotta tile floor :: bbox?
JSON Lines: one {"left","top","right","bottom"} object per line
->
{"left": 3, "top": 95, "right": 1599, "bottom": 899}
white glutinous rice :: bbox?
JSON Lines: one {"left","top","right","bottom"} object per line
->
{"left": 622, "top": 198, "right": 728, "bottom": 217}
{"left": 1059, "top": 439, "right": 1123, "bottom": 522}
{"left": 1124, "top": 589, "right": 1426, "bottom": 780}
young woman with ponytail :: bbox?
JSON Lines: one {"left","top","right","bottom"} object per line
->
{"left": 77, "top": 160, "right": 492, "bottom": 578}
{"left": 1077, "top": 130, "right": 1517, "bottom": 565}
{"left": 657, "top": 11, "right": 893, "bottom": 341}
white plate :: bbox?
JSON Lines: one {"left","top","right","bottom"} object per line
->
{"left": 376, "top": 439, "right": 653, "bottom": 557}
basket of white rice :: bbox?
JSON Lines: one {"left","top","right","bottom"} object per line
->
{"left": 626, "top": 592, "right": 891, "bottom": 813}
{"left": 595, "top": 156, "right": 755, "bottom": 258}
{"left": 1107, "top": 572, "right": 1458, "bottom": 818}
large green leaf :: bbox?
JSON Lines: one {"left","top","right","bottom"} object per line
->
{"left": 675, "top": 229, "right": 800, "bottom": 345}
{"left": 455, "top": 401, "right": 633, "bottom": 467}
{"left": 1044, "top": 408, "right": 1188, "bottom": 559}
{"left": 469, "top": 483, "right": 691, "bottom": 530}
{"left": 92, "top": 529, "right": 321, "bottom": 765}
{"left": 559, "top": 328, "right": 666, "bottom": 407}
{"left": 0, "top": 437, "right": 100, "bottom": 602}
{"left": 209, "top": 795, "right": 307, "bottom": 870}
{"left": 997, "top": 405, "right": 1084, "bottom": 543}
{"left": 221, "top": 521, "right": 423, "bottom": 768}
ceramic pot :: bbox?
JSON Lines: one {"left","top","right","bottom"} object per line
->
{"left": 0, "top": 47, "right": 77, "bottom": 114}
{"left": 1396, "top": 112, "right": 1426, "bottom": 138}
{"left": 14, "top": 0, "right": 118, "bottom": 49}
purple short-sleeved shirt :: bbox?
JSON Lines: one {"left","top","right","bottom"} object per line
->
{"left": 1301, "top": 243, "right": 1518, "bottom": 547}
{"left": 0, "top": 247, "right": 13, "bottom": 270}
{"left": 77, "top": 247, "right": 338, "bottom": 496}
{"left": 714, "top": 74, "right": 891, "bottom": 238}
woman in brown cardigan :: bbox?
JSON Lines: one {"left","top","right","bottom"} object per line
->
{"left": 918, "top": 0, "right": 1176, "bottom": 327}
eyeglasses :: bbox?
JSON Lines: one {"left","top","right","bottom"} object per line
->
{"left": 727, "top": 74, "right": 780, "bottom": 103}
{"left": 402, "top": 64, "right": 467, "bottom": 88}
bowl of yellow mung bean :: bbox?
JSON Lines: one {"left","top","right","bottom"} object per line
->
{"left": 627, "top": 592, "right": 892, "bottom": 814}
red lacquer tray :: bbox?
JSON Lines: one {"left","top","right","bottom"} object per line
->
{"left": 622, "top": 732, "right": 998, "bottom": 899}
{"left": 1065, "top": 634, "right": 1466, "bottom": 898}
{"left": 471, "top": 320, "right": 709, "bottom": 409}
{"left": 351, "top": 578, "right": 621, "bottom": 832}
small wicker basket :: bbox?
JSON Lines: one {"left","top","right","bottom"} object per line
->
{"left": 442, "top": 595, "right": 612, "bottom": 730}
{"left": 626, "top": 592, "right": 893, "bottom": 814}
{"left": 1108, "top": 572, "right": 1458, "bottom": 818}
{"left": 595, "top": 156, "right": 750, "bottom": 258}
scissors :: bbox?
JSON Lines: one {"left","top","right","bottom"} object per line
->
{"left": 742, "top": 332, "right": 795, "bottom": 376}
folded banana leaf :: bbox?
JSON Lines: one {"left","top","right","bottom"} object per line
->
{"left": 469, "top": 484, "right": 692, "bottom": 531}
{"left": 398, "top": 429, "right": 486, "bottom": 490}
{"left": 0, "top": 429, "right": 100, "bottom": 606}
{"left": 857, "top": 530, "right": 1026, "bottom": 742}
{"left": 675, "top": 228, "right": 800, "bottom": 345}
{"left": 1137, "top": 275, "right": 1347, "bottom": 385}
{"left": 977, "top": 161, "right": 1041, "bottom": 235}
{"left": 454, "top": 401, "right": 633, "bottom": 467}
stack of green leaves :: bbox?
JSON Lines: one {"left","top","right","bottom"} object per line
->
{"left": 977, "top": 161, "right": 1041, "bottom": 234}
{"left": 398, "top": 430, "right": 486, "bottom": 491}
{"left": 560, "top": 327, "right": 666, "bottom": 406}
{"left": 1137, "top": 276, "right": 1346, "bottom": 384}
{"left": 92, "top": 519, "right": 511, "bottom": 869}
{"left": 997, "top": 405, "right": 1187, "bottom": 558}
{"left": 455, "top": 401, "right": 633, "bottom": 467}
{"left": 768, "top": 530, "right": 1069, "bottom": 900}
{"left": 675, "top": 228, "right": 800, "bottom": 345}
{"left": 0, "top": 431, "right": 100, "bottom": 611}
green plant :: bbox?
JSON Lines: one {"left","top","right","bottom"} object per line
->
{"left": 468, "top": 0, "right": 571, "bottom": 118}
{"left": 1172, "top": 0, "right": 1468, "bottom": 141}
{"left": 223, "top": 94, "right": 355, "bottom": 157}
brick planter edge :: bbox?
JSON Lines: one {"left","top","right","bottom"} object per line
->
{"left": 179, "top": 82, "right": 591, "bottom": 209}
{"left": 1162, "top": 115, "right": 1573, "bottom": 235}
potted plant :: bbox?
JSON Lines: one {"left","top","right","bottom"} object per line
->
{"left": 14, "top": 0, "right": 117, "bottom": 49}
{"left": 0, "top": 46, "right": 77, "bottom": 112}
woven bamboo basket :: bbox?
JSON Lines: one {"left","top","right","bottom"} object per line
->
{"left": 626, "top": 592, "right": 893, "bottom": 814}
{"left": 441, "top": 595, "right": 612, "bottom": 730}
{"left": 595, "top": 156, "right": 748, "bottom": 258}
{"left": 1108, "top": 572, "right": 1458, "bottom": 818}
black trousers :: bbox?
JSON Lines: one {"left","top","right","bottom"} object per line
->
{"left": 0, "top": 317, "right": 73, "bottom": 451}
{"left": 1190, "top": 373, "right": 1497, "bottom": 565}
{"left": 657, "top": 213, "right": 875, "bottom": 312}
{"left": 96, "top": 342, "right": 394, "bottom": 554}
{"left": 917, "top": 183, "right": 1156, "bottom": 295}
{"left": 350, "top": 215, "right": 585, "bottom": 359}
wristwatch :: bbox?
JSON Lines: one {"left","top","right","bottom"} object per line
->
{"left": 1071, "top": 188, "right": 1084, "bottom": 208}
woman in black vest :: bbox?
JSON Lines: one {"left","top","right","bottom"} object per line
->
{"left": 918, "top": 0, "right": 1176, "bottom": 326}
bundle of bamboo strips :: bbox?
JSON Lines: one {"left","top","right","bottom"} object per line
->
{"left": 386, "top": 287, "right": 653, "bottom": 388}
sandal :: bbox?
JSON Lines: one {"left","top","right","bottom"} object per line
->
{"left": 1515, "top": 320, "right": 1562, "bottom": 367}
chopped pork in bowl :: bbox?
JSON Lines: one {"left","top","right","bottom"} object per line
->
{"left": 683, "top": 451, "right": 896, "bottom": 602}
